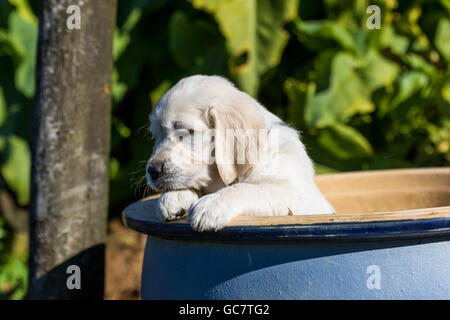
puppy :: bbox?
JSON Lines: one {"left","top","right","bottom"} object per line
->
{"left": 146, "top": 75, "right": 334, "bottom": 231}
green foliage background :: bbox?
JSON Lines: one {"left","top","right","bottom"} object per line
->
{"left": 0, "top": 0, "right": 449, "bottom": 299}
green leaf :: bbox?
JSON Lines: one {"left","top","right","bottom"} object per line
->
{"left": 388, "top": 71, "right": 428, "bottom": 111}
{"left": 150, "top": 80, "right": 172, "bottom": 107}
{"left": 293, "top": 18, "right": 356, "bottom": 52}
{"left": 314, "top": 164, "right": 339, "bottom": 174}
{"left": 8, "top": 11, "right": 37, "bottom": 98}
{"left": 168, "top": 10, "right": 225, "bottom": 70}
{"left": 362, "top": 49, "right": 400, "bottom": 92}
{"left": 442, "top": 80, "right": 450, "bottom": 103}
{"left": 304, "top": 52, "right": 373, "bottom": 128}
{"left": 442, "top": 0, "right": 450, "bottom": 15}
{"left": 0, "top": 258, "right": 28, "bottom": 300}
{"left": 9, "top": 0, "right": 37, "bottom": 24}
{"left": 0, "top": 87, "right": 6, "bottom": 127}
{"left": 380, "top": 25, "right": 410, "bottom": 56}
{"left": 0, "top": 135, "right": 30, "bottom": 205}
{"left": 283, "top": 78, "right": 307, "bottom": 128}
{"left": 435, "top": 18, "right": 450, "bottom": 63}
{"left": 318, "top": 124, "right": 373, "bottom": 160}
{"left": 192, "top": 0, "right": 299, "bottom": 96}
{"left": 109, "top": 157, "right": 120, "bottom": 179}
{"left": 0, "top": 29, "right": 22, "bottom": 62}
{"left": 115, "top": 121, "right": 131, "bottom": 138}
{"left": 304, "top": 50, "right": 399, "bottom": 128}
{"left": 111, "top": 69, "right": 128, "bottom": 104}
{"left": 405, "top": 53, "right": 437, "bottom": 77}
{"left": 113, "top": 8, "right": 142, "bottom": 60}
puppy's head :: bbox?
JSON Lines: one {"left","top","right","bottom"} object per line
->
{"left": 146, "top": 75, "right": 266, "bottom": 192}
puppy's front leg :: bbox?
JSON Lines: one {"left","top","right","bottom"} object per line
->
{"left": 156, "top": 189, "right": 199, "bottom": 221}
{"left": 188, "top": 183, "right": 288, "bottom": 232}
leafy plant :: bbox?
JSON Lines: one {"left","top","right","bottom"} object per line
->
{"left": 0, "top": 216, "right": 27, "bottom": 300}
{"left": 0, "top": 0, "right": 35, "bottom": 300}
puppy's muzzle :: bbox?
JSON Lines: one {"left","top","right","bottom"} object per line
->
{"left": 148, "top": 163, "right": 164, "bottom": 180}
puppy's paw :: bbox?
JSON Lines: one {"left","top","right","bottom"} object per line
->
{"left": 188, "top": 193, "right": 232, "bottom": 232}
{"left": 156, "top": 190, "right": 198, "bottom": 222}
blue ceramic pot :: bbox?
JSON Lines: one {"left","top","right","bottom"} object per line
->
{"left": 123, "top": 168, "right": 450, "bottom": 299}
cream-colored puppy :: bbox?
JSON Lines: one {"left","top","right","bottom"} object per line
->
{"left": 146, "top": 75, "right": 334, "bottom": 231}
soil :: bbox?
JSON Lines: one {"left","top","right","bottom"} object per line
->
{"left": 105, "top": 218, "right": 147, "bottom": 300}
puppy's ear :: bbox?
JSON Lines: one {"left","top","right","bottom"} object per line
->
{"left": 207, "top": 104, "right": 265, "bottom": 186}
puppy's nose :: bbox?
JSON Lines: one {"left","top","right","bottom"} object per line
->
{"left": 148, "top": 163, "right": 164, "bottom": 180}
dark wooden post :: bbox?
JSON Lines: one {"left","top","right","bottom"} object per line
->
{"left": 29, "top": 0, "right": 116, "bottom": 299}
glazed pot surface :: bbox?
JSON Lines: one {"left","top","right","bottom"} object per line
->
{"left": 123, "top": 168, "right": 450, "bottom": 299}
{"left": 141, "top": 236, "right": 450, "bottom": 299}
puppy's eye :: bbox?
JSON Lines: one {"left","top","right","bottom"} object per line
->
{"left": 176, "top": 129, "right": 193, "bottom": 142}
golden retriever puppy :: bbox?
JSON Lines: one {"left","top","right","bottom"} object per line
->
{"left": 146, "top": 75, "right": 334, "bottom": 231}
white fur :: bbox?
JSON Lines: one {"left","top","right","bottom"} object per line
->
{"left": 146, "top": 75, "right": 335, "bottom": 232}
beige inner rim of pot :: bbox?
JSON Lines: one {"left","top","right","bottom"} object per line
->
{"left": 125, "top": 168, "right": 450, "bottom": 227}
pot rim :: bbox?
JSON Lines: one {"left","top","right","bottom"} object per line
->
{"left": 123, "top": 212, "right": 450, "bottom": 243}
{"left": 123, "top": 168, "right": 450, "bottom": 243}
